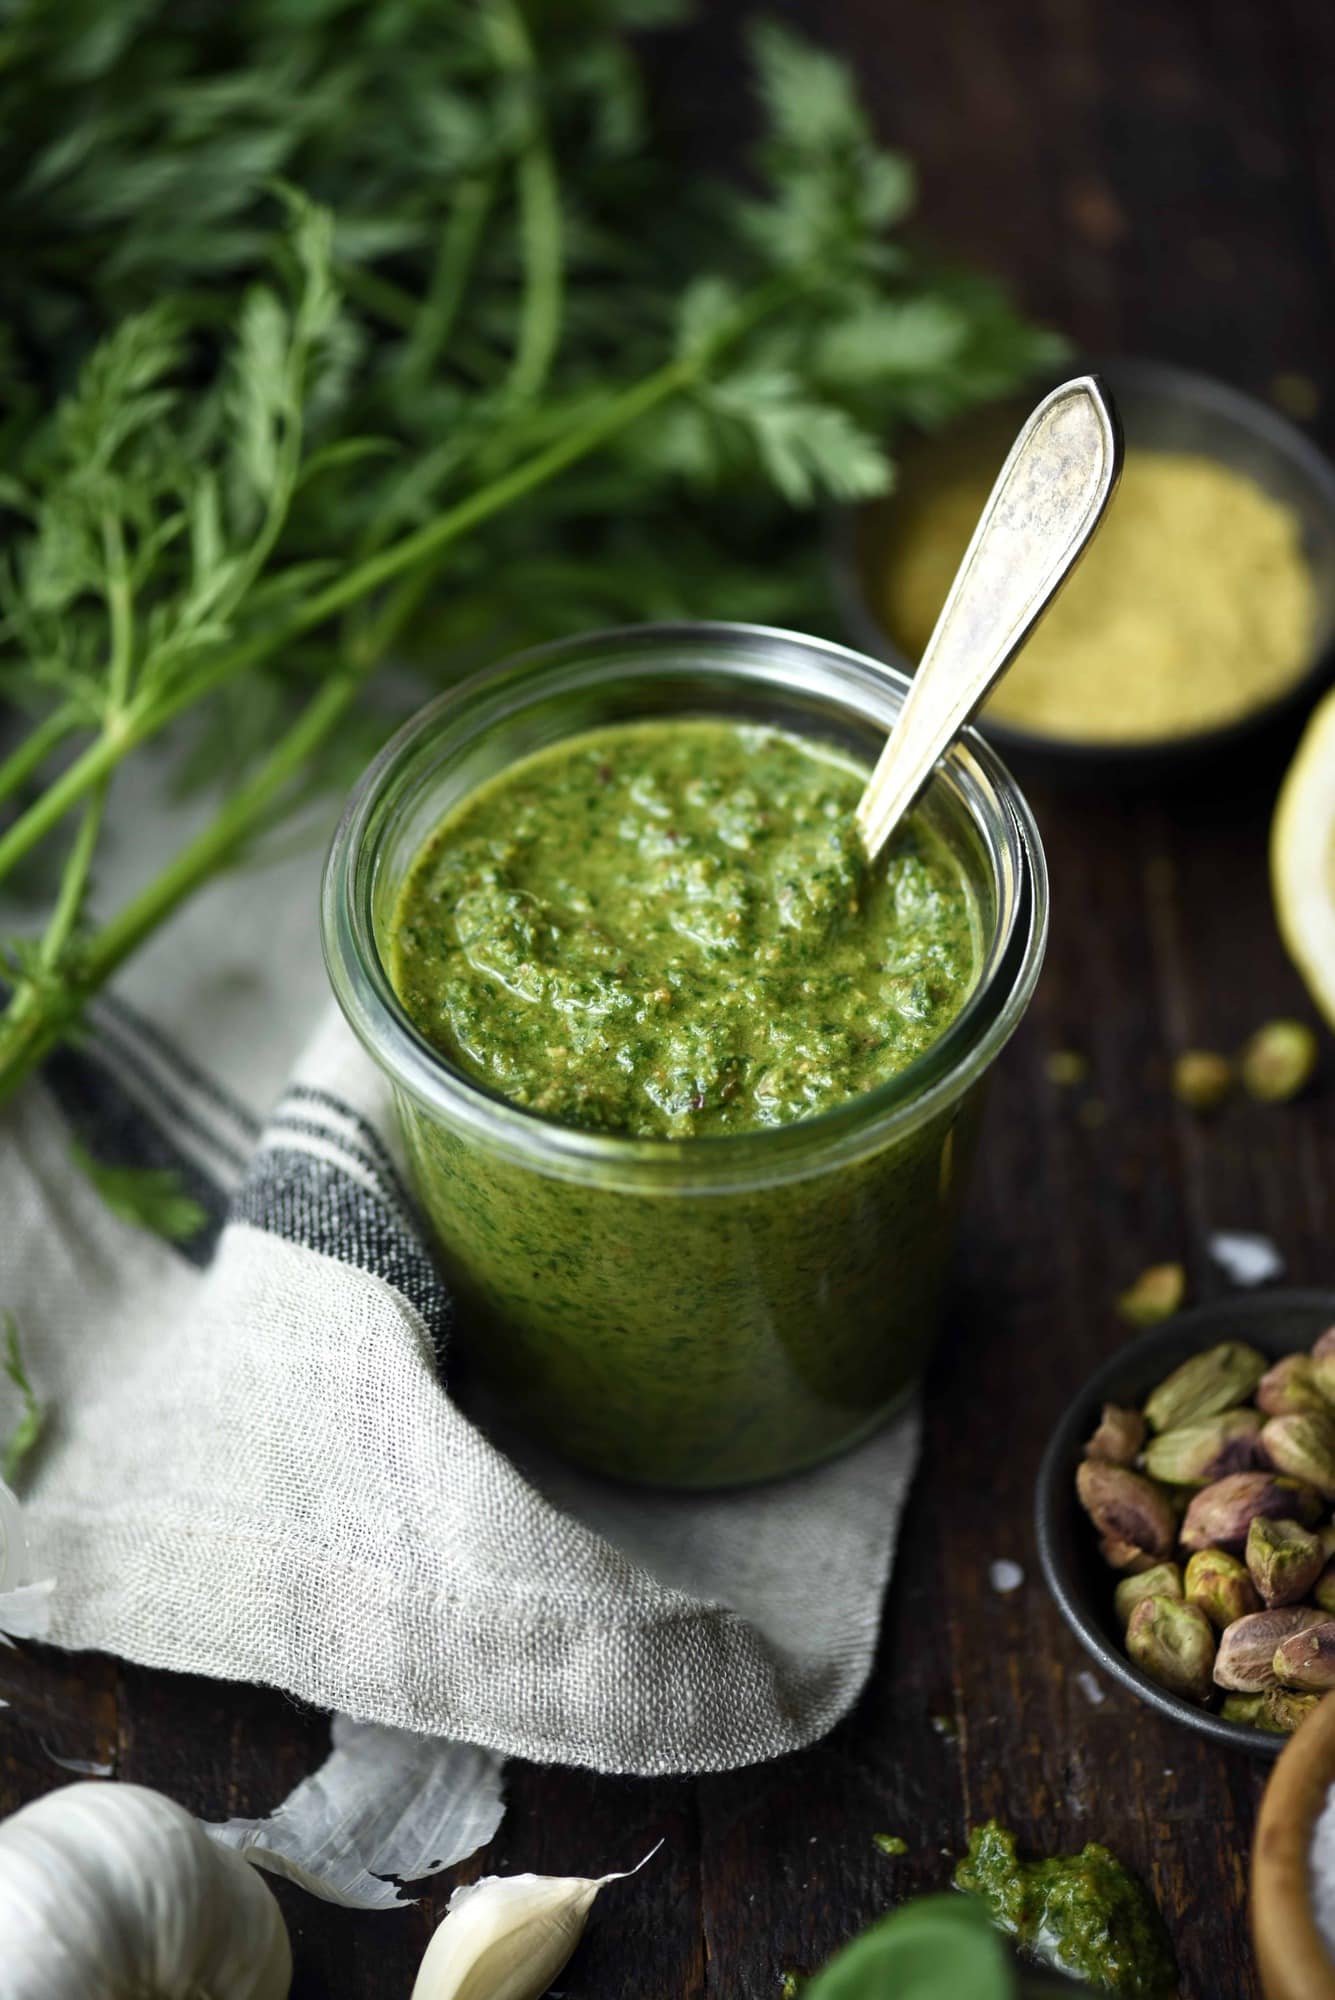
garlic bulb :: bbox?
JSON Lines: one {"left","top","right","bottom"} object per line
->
{"left": 0, "top": 1782, "right": 291, "bottom": 2000}
{"left": 411, "top": 1845, "right": 661, "bottom": 2000}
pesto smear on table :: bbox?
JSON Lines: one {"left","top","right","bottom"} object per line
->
{"left": 390, "top": 718, "right": 980, "bottom": 1139}
{"left": 955, "top": 1822, "right": 1177, "bottom": 1999}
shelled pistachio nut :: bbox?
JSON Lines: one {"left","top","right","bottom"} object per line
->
{"left": 1311, "top": 1328, "right": 1335, "bottom": 1407}
{"left": 1114, "top": 1564, "right": 1183, "bottom": 1626}
{"left": 1098, "top": 1536, "right": 1159, "bottom": 1574}
{"left": 1273, "top": 1619, "right": 1335, "bottom": 1691}
{"left": 1077, "top": 1461, "right": 1176, "bottom": 1563}
{"left": 1117, "top": 1264, "right": 1186, "bottom": 1329}
{"left": 1257, "top": 1354, "right": 1328, "bottom": 1418}
{"left": 1246, "top": 1516, "right": 1324, "bottom": 1607}
{"left": 1239, "top": 1020, "right": 1318, "bottom": 1102}
{"left": 1259, "top": 1688, "right": 1322, "bottom": 1733}
{"left": 1083, "top": 1404, "right": 1147, "bottom": 1466}
{"left": 1315, "top": 1564, "right": 1335, "bottom": 1615}
{"left": 1183, "top": 1547, "right": 1261, "bottom": 1631}
{"left": 1125, "top": 1596, "right": 1216, "bottom": 1702}
{"left": 1220, "top": 1688, "right": 1321, "bottom": 1734}
{"left": 1213, "top": 1607, "right": 1327, "bottom": 1692}
{"left": 1143, "top": 1343, "right": 1267, "bottom": 1434}
{"left": 1172, "top": 1050, "right": 1233, "bottom": 1113}
{"left": 1180, "top": 1472, "right": 1322, "bottom": 1553}
{"left": 1142, "top": 1409, "right": 1262, "bottom": 1486}
{"left": 1259, "top": 1411, "right": 1335, "bottom": 1499}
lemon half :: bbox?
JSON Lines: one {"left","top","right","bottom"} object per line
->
{"left": 1273, "top": 684, "right": 1335, "bottom": 1028}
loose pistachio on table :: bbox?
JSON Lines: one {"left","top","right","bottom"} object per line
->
{"left": 1239, "top": 1020, "right": 1318, "bottom": 1103}
{"left": 1117, "top": 1264, "right": 1187, "bottom": 1330}
{"left": 1075, "top": 1330, "right": 1335, "bottom": 1733}
{"left": 1171, "top": 1050, "right": 1234, "bottom": 1114}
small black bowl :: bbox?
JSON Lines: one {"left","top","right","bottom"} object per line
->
{"left": 833, "top": 358, "right": 1335, "bottom": 786}
{"left": 1035, "top": 1289, "right": 1335, "bottom": 1757}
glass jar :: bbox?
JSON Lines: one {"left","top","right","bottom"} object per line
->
{"left": 322, "top": 623, "right": 1047, "bottom": 1488}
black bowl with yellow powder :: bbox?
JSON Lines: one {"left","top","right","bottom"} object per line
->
{"left": 835, "top": 359, "right": 1335, "bottom": 772}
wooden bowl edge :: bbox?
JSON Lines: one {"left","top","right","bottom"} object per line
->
{"left": 1252, "top": 1690, "right": 1335, "bottom": 2000}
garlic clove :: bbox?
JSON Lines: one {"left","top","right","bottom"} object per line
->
{"left": 411, "top": 1843, "right": 663, "bottom": 2000}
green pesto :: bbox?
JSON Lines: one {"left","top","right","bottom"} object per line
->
{"left": 386, "top": 715, "right": 990, "bottom": 1486}
{"left": 390, "top": 719, "right": 979, "bottom": 1140}
{"left": 955, "top": 1823, "right": 1177, "bottom": 2000}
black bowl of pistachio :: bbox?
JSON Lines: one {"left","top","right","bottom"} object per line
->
{"left": 1036, "top": 1291, "right": 1335, "bottom": 1755}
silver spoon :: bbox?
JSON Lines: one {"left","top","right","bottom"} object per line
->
{"left": 855, "top": 375, "right": 1122, "bottom": 862}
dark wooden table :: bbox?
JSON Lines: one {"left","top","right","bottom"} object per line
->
{"left": 4, "top": 3, "right": 1333, "bottom": 1994}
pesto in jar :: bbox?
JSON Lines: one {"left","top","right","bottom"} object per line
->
{"left": 390, "top": 718, "right": 980, "bottom": 1138}
{"left": 382, "top": 713, "right": 993, "bottom": 1487}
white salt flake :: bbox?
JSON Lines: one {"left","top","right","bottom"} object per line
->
{"left": 1075, "top": 1671, "right": 1106, "bottom": 1707}
{"left": 1310, "top": 1782, "right": 1335, "bottom": 1957}
{"left": 1209, "top": 1231, "right": 1284, "bottom": 1287}
{"left": 989, "top": 1559, "right": 1025, "bottom": 1594}
{"left": 205, "top": 1715, "right": 506, "bottom": 1909}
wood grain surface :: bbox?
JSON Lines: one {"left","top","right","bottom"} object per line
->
{"left": 4, "top": 2, "right": 1333, "bottom": 1994}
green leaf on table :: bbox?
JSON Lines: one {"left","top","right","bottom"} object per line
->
{"left": 804, "top": 1894, "right": 1016, "bottom": 2000}
{"left": 70, "top": 1142, "right": 207, "bottom": 1242}
{"left": 2, "top": 1312, "right": 47, "bottom": 1486}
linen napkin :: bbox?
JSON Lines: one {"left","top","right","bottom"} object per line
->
{"left": 0, "top": 775, "right": 920, "bottom": 1776}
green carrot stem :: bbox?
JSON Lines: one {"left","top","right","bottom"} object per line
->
{"left": 0, "top": 268, "right": 798, "bottom": 1100}
{"left": 0, "top": 348, "right": 698, "bottom": 889}
{"left": 0, "top": 703, "right": 84, "bottom": 810}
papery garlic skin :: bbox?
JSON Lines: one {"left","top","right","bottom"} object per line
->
{"left": 0, "top": 1782, "right": 292, "bottom": 2000}
{"left": 0, "top": 1475, "right": 55, "bottom": 1643}
{"left": 411, "top": 1846, "right": 661, "bottom": 2000}
{"left": 0, "top": 1479, "right": 26, "bottom": 1590}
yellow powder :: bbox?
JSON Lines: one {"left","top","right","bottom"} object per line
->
{"left": 875, "top": 446, "right": 1316, "bottom": 743}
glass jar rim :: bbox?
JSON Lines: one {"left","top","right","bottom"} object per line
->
{"left": 321, "top": 620, "right": 1048, "bottom": 1192}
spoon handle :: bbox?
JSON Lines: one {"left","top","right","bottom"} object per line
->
{"left": 855, "top": 375, "right": 1122, "bottom": 862}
